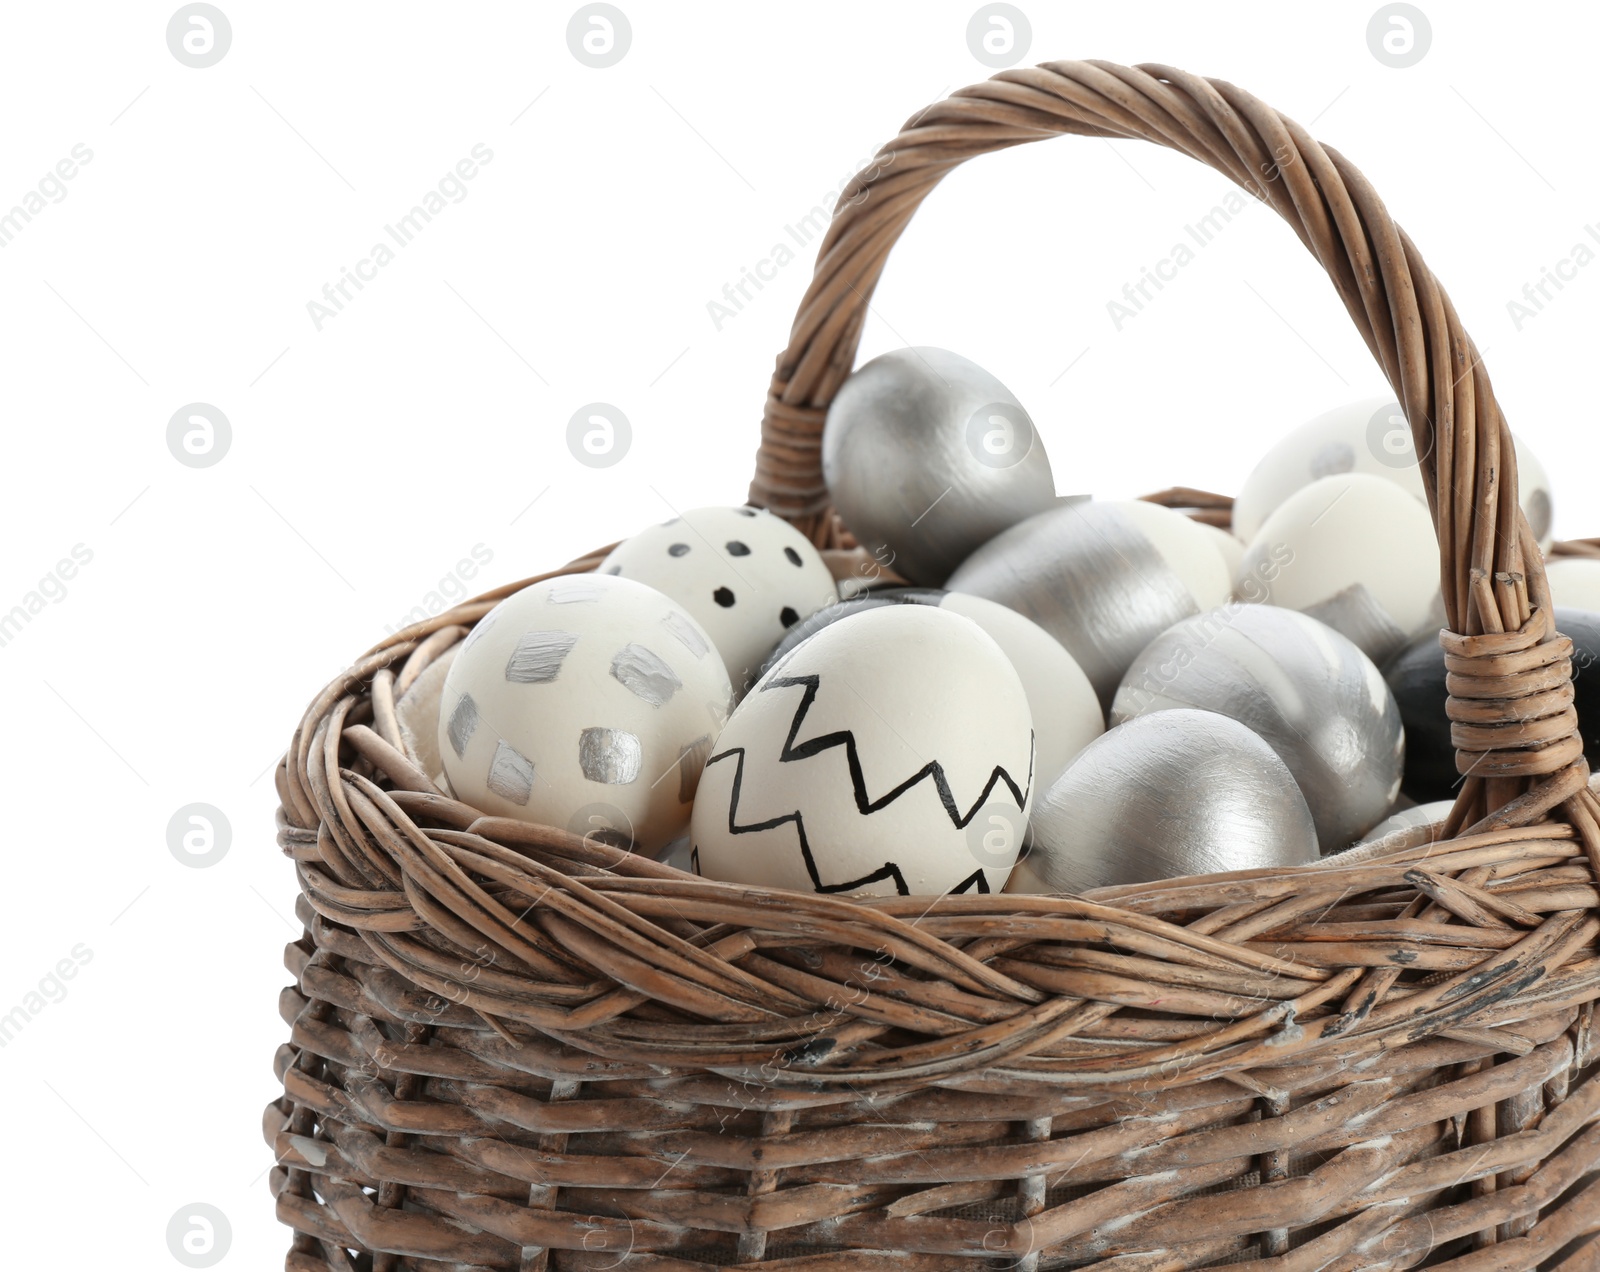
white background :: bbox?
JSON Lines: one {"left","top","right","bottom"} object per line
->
{"left": 2, "top": 1, "right": 1596, "bottom": 1264}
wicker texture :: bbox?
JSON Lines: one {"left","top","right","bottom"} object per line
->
{"left": 268, "top": 62, "right": 1600, "bottom": 1269}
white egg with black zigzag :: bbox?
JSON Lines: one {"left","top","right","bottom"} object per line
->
{"left": 438, "top": 573, "right": 732, "bottom": 852}
{"left": 691, "top": 604, "right": 1034, "bottom": 897}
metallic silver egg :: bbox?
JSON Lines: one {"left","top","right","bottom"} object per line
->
{"left": 1110, "top": 604, "right": 1404, "bottom": 850}
{"left": 822, "top": 347, "right": 1055, "bottom": 586}
{"left": 944, "top": 498, "right": 1227, "bottom": 710}
{"left": 1008, "top": 709, "right": 1318, "bottom": 894}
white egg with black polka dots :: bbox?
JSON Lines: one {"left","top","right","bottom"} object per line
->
{"left": 437, "top": 573, "right": 732, "bottom": 852}
{"left": 601, "top": 505, "right": 838, "bottom": 693}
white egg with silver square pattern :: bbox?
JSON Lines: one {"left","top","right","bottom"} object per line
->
{"left": 437, "top": 573, "right": 733, "bottom": 852}
{"left": 600, "top": 505, "right": 837, "bottom": 693}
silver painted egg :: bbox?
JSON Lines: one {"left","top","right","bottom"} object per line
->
{"left": 1111, "top": 604, "right": 1403, "bottom": 849}
{"left": 946, "top": 498, "right": 1232, "bottom": 710}
{"left": 1008, "top": 709, "right": 1318, "bottom": 895}
{"left": 821, "top": 347, "right": 1055, "bottom": 585}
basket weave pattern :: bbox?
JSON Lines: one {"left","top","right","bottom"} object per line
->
{"left": 267, "top": 62, "right": 1600, "bottom": 1269}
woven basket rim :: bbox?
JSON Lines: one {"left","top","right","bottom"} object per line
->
{"left": 277, "top": 540, "right": 1600, "bottom": 1092}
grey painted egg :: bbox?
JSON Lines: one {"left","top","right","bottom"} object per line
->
{"left": 945, "top": 498, "right": 1232, "bottom": 710}
{"left": 1111, "top": 604, "right": 1403, "bottom": 850}
{"left": 821, "top": 347, "right": 1056, "bottom": 585}
{"left": 1008, "top": 709, "right": 1318, "bottom": 895}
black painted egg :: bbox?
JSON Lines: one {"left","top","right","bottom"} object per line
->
{"left": 1386, "top": 607, "right": 1600, "bottom": 803}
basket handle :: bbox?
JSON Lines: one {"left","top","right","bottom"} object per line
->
{"left": 748, "top": 60, "right": 1595, "bottom": 835}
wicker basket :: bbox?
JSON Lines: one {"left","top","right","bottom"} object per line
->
{"left": 265, "top": 61, "right": 1600, "bottom": 1269}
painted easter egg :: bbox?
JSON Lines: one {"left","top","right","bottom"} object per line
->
{"left": 946, "top": 498, "right": 1232, "bottom": 709}
{"left": 822, "top": 347, "right": 1056, "bottom": 585}
{"left": 1239, "top": 472, "right": 1440, "bottom": 666}
{"left": 1112, "top": 604, "right": 1403, "bottom": 848}
{"left": 691, "top": 604, "right": 1034, "bottom": 896}
{"left": 601, "top": 505, "right": 836, "bottom": 692}
{"left": 759, "top": 587, "right": 1102, "bottom": 789}
{"left": 438, "top": 574, "right": 732, "bottom": 851}
{"left": 1233, "top": 396, "right": 1554, "bottom": 550}
{"left": 1009, "top": 709, "right": 1319, "bottom": 894}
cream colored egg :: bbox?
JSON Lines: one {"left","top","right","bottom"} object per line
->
{"left": 755, "top": 588, "right": 1101, "bottom": 789}
{"left": 1199, "top": 522, "right": 1244, "bottom": 591}
{"left": 1114, "top": 499, "right": 1235, "bottom": 610}
{"left": 1546, "top": 558, "right": 1600, "bottom": 613}
{"left": 1233, "top": 397, "right": 1554, "bottom": 551}
{"left": 691, "top": 604, "right": 1034, "bottom": 897}
{"left": 1352, "top": 799, "right": 1455, "bottom": 847}
{"left": 1515, "top": 439, "right": 1554, "bottom": 552}
{"left": 601, "top": 505, "right": 838, "bottom": 694}
{"left": 1239, "top": 473, "right": 1440, "bottom": 665}
{"left": 940, "top": 591, "right": 1103, "bottom": 787}
{"left": 438, "top": 574, "right": 732, "bottom": 852}
{"left": 1234, "top": 396, "right": 1408, "bottom": 542}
